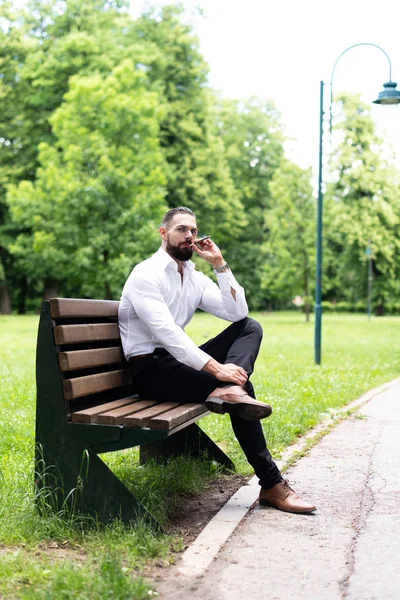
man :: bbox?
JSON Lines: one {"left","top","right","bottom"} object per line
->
{"left": 119, "top": 207, "right": 315, "bottom": 513}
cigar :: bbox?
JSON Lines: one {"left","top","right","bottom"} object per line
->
{"left": 194, "top": 236, "right": 211, "bottom": 248}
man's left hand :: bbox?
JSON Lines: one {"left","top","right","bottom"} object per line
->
{"left": 192, "top": 237, "right": 226, "bottom": 270}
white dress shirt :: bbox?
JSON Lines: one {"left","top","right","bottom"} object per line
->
{"left": 118, "top": 247, "right": 248, "bottom": 370}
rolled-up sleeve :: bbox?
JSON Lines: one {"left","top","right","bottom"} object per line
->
{"left": 198, "top": 270, "right": 248, "bottom": 321}
{"left": 127, "top": 273, "right": 211, "bottom": 370}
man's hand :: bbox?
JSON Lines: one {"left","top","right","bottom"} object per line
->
{"left": 202, "top": 358, "right": 248, "bottom": 386}
{"left": 192, "top": 237, "right": 226, "bottom": 270}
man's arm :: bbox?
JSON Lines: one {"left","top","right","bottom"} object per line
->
{"left": 192, "top": 238, "right": 249, "bottom": 385}
{"left": 192, "top": 237, "right": 248, "bottom": 321}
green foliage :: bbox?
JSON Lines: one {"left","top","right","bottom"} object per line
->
{"left": 261, "top": 158, "right": 315, "bottom": 313}
{"left": 2, "top": 1, "right": 400, "bottom": 311}
{"left": 7, "top": 60, "right": 167, "bottom": 298}
{"left": 325, "top": 93, "right": 400, "bottom": 310}
{"left": 215, "top": 97, "right": 285, "bottom": 308}
{"left": 0, "top": 0, "right": 135, "bottom": 307}
{"left": 134, "top": 6, "right": 246, "bottom": 247}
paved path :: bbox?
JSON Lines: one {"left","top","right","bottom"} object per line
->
{"left": 156, "top": 382, "right": 400, "bottom": 599}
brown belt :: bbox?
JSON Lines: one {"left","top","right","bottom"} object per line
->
{"left": 128, "top": 353, "right": 153, "bottom": 362}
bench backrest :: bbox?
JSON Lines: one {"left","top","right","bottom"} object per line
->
{"left": 48, "top": 298, "right": 132, "bottom": 419}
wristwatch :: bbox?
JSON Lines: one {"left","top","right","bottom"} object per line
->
{"left": 214, "top": 262, "right": 230, "bottom": 274}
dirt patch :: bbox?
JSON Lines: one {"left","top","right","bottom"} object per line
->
{"left": 165, "top": 473, "right": 250, "bottom": 542}
{"left": 0, "top": 541, "right": 87, "bottom": 564}
{"left": 147, "top": 473, "right": 251, "bottom": 576}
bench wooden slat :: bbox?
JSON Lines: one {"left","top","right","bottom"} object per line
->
{"left": 123, "top": 402, "right": 181, "bottom": 428}
{"left": 50, "top": 298, "right": 119, "bottom": 318}
{"left": 63, "top": 369, "right": 131, "bottom": 401}
{"left": 92, "top": 399, "right": 161, "bottom": 425}
{"left": 147, "top": 403, "right": 207, "bottom": 430}
{"left": 59, "top": 347, "right": 125, "bottom": 371}
{"left": 54, "top": 323, "right": 120, "bottom": 345}
{"left": 71, "top": 396, "right": 138, "bottom": 423}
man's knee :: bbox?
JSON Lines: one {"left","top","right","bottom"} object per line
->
{"left": 242, "top": 317, "right": 263, "bottom": 342}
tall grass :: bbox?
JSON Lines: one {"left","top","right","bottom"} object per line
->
{"left": 0, "top": 312, "right": 399, "bottom": 598}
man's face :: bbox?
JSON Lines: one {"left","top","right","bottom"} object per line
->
{"left": 161, "top": 213, "right": 198, "bottom": 261}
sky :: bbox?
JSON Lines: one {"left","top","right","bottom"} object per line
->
{"left": 131, "top": 0, "right": 400, "bottom": 185}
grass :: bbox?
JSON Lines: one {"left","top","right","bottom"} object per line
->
{"left": 0, "top": 311, "right": 399, "bottom": 598}
{"left": 0, "top": 552, "right": 151, "bottom": 600}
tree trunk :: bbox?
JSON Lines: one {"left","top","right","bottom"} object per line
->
{"left": 103, "top": 250, "right": 112, "bottom": 299}
{"left": 17, "top": 278, "right": 27, "bottom": 314}
{"left": 104, "top": 281, "right": 112, "bottom": 300}
{"left": 43, "top": 279, "right": 60, "bottom": 300}
{"left": 304, "top": 257, "right": 310, "bottom": 323}
{"left": 305, "top": 301, "right": 310, "bottom": 323}
{"left": 0, "top": 283, "right": 12, "bottom": 314}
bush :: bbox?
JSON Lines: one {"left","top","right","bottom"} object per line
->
{"left": 385, "top": 302, "right": 400, "bottom": 315}
{"left": 354, "top": 301, "right": 367, "bottom": 313}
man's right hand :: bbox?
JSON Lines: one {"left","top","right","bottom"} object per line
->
{"left": 202, "top": 358, "right": 248, "bottom": 387}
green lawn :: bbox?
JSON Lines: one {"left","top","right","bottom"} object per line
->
{"left": 0, "top": 312, "right": 399, "bottom": 598}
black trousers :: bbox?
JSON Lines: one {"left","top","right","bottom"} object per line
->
{"left": 129, "top": 318, "right": 283, "bottom": 490}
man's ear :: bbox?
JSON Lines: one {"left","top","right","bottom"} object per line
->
{"left": 159, "top": 226, "right": 167, "bottom": 241}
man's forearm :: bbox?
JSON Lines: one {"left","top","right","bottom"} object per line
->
{"left": 202, "top": 357, "right": 221, "bottom": 377}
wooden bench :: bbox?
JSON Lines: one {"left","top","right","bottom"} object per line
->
{"left": 35, "top": 298, "right": 234, "bottom": 528}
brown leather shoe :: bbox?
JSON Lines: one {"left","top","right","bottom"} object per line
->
{"left": 259, "top": 480, "right": 316, "bottom": 513}
{"left": 205, "top": 388, "right": 272, "bottom": 421}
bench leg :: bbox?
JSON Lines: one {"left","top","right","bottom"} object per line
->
{"left": 35, "top": 443, "right": 162, "bottom": 530}
{"left": 140, "top": 423, "right": 235, "bottom": 471}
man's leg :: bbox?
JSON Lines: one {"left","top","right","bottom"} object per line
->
{"left": 131, "top": 318, "right": 281, "bottom": 489}
{"left": 198, "top": 317, "right": 263, "bottom": 381}
{"left": 199, "top": 319, "right": 282, "bottom": 489}
{"left": 132, "top": 318, "right": 262, "bottom": 403}
{"left": 130, "top": 318, "right": 315, "bottom": 512}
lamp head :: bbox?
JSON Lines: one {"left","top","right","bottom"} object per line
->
{"left": 373, "top": 81, "right": 400, "bottom": 105}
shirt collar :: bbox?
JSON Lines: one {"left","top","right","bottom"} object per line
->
{"left": 155, "top": 247, "right": 195, "bottom": 272}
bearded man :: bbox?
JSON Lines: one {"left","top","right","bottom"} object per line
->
{"left": 118, "top": 206, "right": 315, "bottom": 513}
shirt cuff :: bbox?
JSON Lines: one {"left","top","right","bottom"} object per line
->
{"left": 215, "top": 270, "right": 236, "bottom": 283}
{"left": 185, "top": 346, "right": 211, "bottom": 371}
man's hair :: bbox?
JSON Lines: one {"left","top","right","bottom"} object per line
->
{"left": 161, "top": 207, "right": 195, "bottom": 229}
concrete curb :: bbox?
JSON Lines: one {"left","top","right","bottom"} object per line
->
{"left": 176, "top": 377, "right": 400, "bottom": 577}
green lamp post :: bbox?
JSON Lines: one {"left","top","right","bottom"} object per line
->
{"left": 314, "top": 43, "right": 400, "bottom": 365}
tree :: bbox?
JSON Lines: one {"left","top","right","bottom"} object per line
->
{"left": 7, "top": 60, "right": 167, "bottom": 299}
{"left": 133, "top": 6, "right": 246, "bottom": 250}
{"left": 261, "top": 159, "right": 315, "bottom": 319}
{"left": 1, "top": 1, "right": 248, "bottom": 308}
{"left": 325, "top": 93, "right": 400, "bottom": 312}
{"left": 215, "top": 97, "right": 285, "bottom": 309}
{"left": 0, "top": 0, "right": 133, "bottom": 310}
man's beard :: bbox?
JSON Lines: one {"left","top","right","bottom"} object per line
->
{"left": 166, "top": 240, "right": 193, "bottom": 261}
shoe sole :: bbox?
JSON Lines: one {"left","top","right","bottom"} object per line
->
{"left": 259, "top": 499, "right": 316, "bottom": 513}
{"left": 205, "top": 397, "right": 272, "bottom": 421}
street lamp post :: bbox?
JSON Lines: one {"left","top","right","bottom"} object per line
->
{"left": 366, "top": 242, "right": 373, "bottom": 321}
{"left": 314, "top": 43, "right": 400, "bottom": 365}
